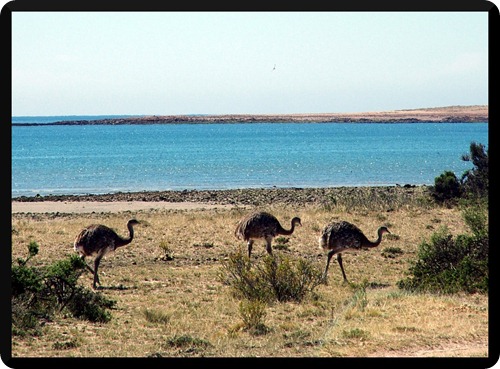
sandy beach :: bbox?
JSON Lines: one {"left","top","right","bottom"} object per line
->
{"left": 11, "top": 200, "right": 237, "bottom": 213}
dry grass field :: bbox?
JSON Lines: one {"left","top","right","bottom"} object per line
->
{"left": 9, "top": 188, "right": 489, "bottom": 359}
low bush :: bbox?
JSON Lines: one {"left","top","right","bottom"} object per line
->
{"left": 12, "top": 242, "right": 117, "bottom": 336}
{"left": 461, "top": 141, "right": 488, "bottom": 199}
{"left": 219, "top": 251, "right": 323, "bottom": 303}
{"left": 431, "top": 141, "right": 488, "bottom": 203}
{"left": 431, "top": 170, "right": 462, "bottom": 202}
{"left": 397, "top": 203, "right": 488, "bottom": 294}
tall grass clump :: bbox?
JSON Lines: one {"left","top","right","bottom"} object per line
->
{"left": 238, "top": 299, "right": 270, "bottom": 335}
{"left": 219, "top": 251, "right": 323, "bottom": 303}
{"left": 12, "top": 241, "right": 117, "bottom": 336}
{"left": 397, "top": 202, "right": 488, "bottom": 294}
{"left": 323, "top": 186, "right": 432, "bottom": 212}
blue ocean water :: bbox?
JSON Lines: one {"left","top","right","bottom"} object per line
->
{"left": 11, "top": 120, "right": 488, "bottom": 197}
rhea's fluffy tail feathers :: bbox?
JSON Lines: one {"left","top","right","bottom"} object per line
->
{"left": 319, "top": 233, "right": 328, "bottom": 250}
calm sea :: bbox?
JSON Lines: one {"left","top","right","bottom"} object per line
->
{"left": 11, "top": 116, "right": 488, "bottom": 198}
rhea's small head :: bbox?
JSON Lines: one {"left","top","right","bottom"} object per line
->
{"left": 292, "top": 217, "right": 302, "bottom": 227}
{"left": 379, "top": 226, "right": 390, "bottom": 235}
{"left": 128, "top": 219, "right": 140, "bottom": 226}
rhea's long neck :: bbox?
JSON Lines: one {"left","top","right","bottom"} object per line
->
{"left": 116, "top": 224, "right": 135, "bottom": 248}
{"left": 364, "top": 228, "right": 385, "bottom": 248}
{"left": 278, "top": 221, "right": 296, "bottom": 236}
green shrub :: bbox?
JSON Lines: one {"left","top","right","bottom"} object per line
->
{"left": 397, "top": 204, "right": 488, "bottom": 294}
{"left": 219, "top": 251, "right": 323, "bottom": 303}
{"left": 431, "top": 142, "right": 488, "bottom": 202}
{"left": 12, "top": 241, "right": 43, "bottom": 296}
{"left": 65, "top": 286, "right": 115, "bottom": 322}
{"left": 431, "top": 170, "right": 462, "bottom": 202}
{"left": 255, "top": 254, "right": 323, "bottom": 302}
{"left": 12, "top": 242, "right": 117, "bottom": 335}
{"left": 218, "top": 251, "right": 270, "bottom": 301}
{"left": 462, "top": 200, "right": 488, "bottom": 235}
{"left": 460, "top": 141, "right": 488, "bottom": 199}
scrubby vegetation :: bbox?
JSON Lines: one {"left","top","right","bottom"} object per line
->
{"left": 219, "top": 251, "right": 323, "bottom": 303}
{"left": 461, "top": 141, "right": 489, "bottom": 199}
{"left": 218, "top": 252, "right": 324, "bottom": 336}
{"left": 238, "top": 299, "right": 270, "bottom": 335}
{"left": 409, "top": 141, "right": 489, "bottom": 294}
{"left": 12, "top": 241, "right": 117, "bottom": 336}
{"left": 431, "top": 141, "right": 488, "bottom": 203}
{"left": 431, "top": 170, "right": 463, "bottom": 202}
{"left": 398, "top": 202, "right": 488, "bottom": 294}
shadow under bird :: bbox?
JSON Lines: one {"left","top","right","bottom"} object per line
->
{"left": 319, "top": 220, "right": 390, "bottom": 283}
{"left": 74, "top": 219, "right": 140, "bottom": 289}
{"left": 235, "top": 211, "right": 302, "bottom": 258}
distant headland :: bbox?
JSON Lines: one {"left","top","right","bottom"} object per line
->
{"left": 12, "top": 105, "right": 488, "bottom": 126}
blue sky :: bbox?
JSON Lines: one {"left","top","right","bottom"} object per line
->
{"left": 8, "top": 8, "right": 491, "bottom": 116}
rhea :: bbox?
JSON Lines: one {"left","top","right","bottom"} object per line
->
{"left": 74, "top": 219, "right": 140, "bottom": 289}
{"left": 319, "top": 221, "right": 390, "bottom": 283}
{"left": 235, "top": 211, "right": 302, "bottom": 258}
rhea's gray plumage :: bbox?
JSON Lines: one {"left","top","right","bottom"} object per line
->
{"left": 74, "top": 219, "right": 140, "bottom": 289}
{"left": 235, "top": 211, "right": 301, "bottom": 258}
{"left": 319, "top": 220, "right": 390, "bottom": 283}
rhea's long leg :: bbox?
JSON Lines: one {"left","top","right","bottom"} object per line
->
{"left": 92, "top": 255, "right": 103, "bottom": 289}
{"left": 265, "top": 236, "right": 273, "bottom": 256}
{"left": 322, "top": 250, "right": 335, "bottom": 283}
{"left": 80, "top": 255, "right": 96, "bottom": 274}
{"left": 337, "top": 253, "right": 348, "bottom": 283}
{"left": 247, "top": 239, "right": 254, "bottom": 258}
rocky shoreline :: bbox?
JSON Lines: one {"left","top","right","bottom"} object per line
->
{"left": 12, "top": 185, "right": 430, "bottom": 208}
